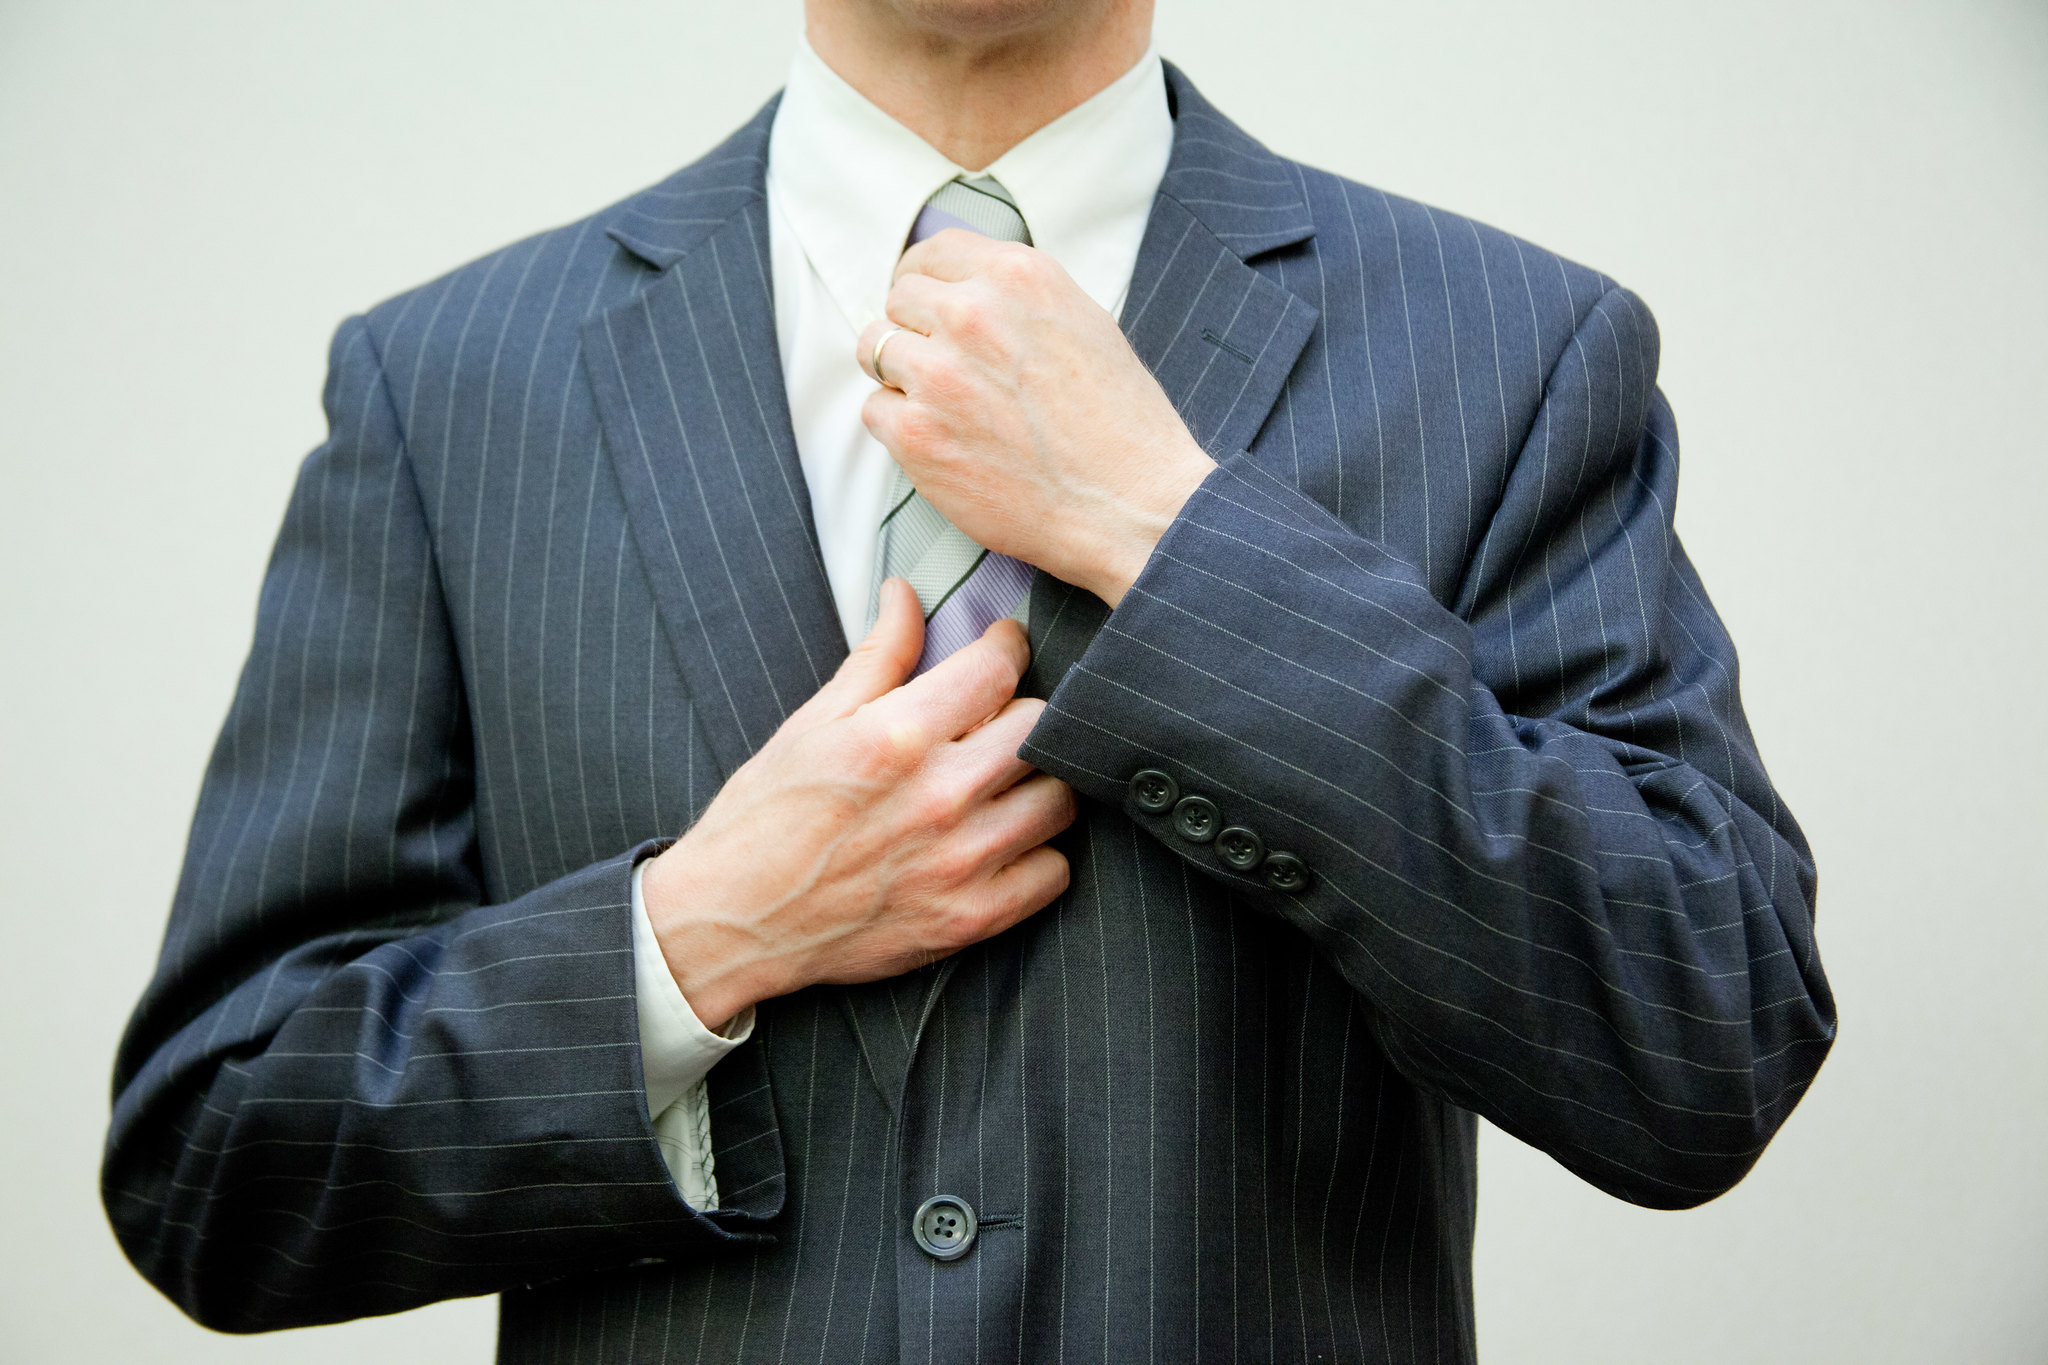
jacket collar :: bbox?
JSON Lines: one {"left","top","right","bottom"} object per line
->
{"left": 1152, "top": 63, "right": 1318, "bottom": 259}
{"left": 604, "top": 98, "right": 779, "bottom": 273}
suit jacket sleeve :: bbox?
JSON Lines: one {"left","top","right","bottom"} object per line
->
{"left": 1020, "top": 284, "right": 1835, "bottom": 1209}
{"left": 102, "top": 316, "right": 780, "bottom": 1333}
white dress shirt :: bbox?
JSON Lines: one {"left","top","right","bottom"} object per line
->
{"left": 629, "top": 33, "right": 1174, "bottom": 1209}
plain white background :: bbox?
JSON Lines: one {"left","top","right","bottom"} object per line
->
{"left": 2, "top": 1, "right": 2042, "bottom": 1360}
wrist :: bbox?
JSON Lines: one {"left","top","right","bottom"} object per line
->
{"left": 640, "top": 843, "right": 782, "bottom": 1032}
{"left": 1085, "top": 439, "right": 1213, "bottom": 607}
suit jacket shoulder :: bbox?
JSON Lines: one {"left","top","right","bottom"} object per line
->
{"left": 351, "top": 97, "right": 780, "bottom": 427}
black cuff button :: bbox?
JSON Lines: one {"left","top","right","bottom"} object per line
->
{"left": 1216, "top": 825, "right": 1265, "bottom": 871}
{"left": 1262, "top": 852, "right": 1310, "bottom": 893}
{"left": 1130, "top": 768, "right": 1179, "bottom": 814}
{"left": 1172, "top": 795, "right": 1221, "bottom": 843}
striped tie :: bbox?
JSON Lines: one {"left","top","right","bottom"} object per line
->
{"left": 868, "top": 175, "right": 1036, "bottom": 674}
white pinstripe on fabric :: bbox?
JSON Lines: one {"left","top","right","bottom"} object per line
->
{"left": 105, "top": 65, "right": 1829, "bottom": 1364}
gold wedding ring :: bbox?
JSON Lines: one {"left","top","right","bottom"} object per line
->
{"left": 871, "top": 325, "right": 908, "bottom": 389}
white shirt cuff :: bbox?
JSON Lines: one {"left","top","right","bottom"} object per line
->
{"left": 630, "top": 858, "right": 753, "bottom": 1208}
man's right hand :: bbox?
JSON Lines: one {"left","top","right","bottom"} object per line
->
{"left": 639, "top": 577, "right": 1076, "bottom": 1030}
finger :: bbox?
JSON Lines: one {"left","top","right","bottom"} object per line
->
{"left": 945, "top": 696, "right": 1047, "bottom": 799}
{"left": 893, "top": 226, "right": 1007, "bottom": 286}
{"left": 791, "top": 578, "right": 923, "bottom": 726}
{"left": 873, "top": 617, "right": 1030, "bottom": 742}
{"left": 855, "top": 319, "right": 936, "bottom": 392}
{"left": 860, "top": 383, "right": 909, "bottom": 456}
{"left": 963, "top": 844, "right": 1071, "bottom": 939}
{"left": 881, "top": 272, "right": 952, "bottom": 337}
{"left": 960, "top": 772, "right": 1078, "bottom": 867}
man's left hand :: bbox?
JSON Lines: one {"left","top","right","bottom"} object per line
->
{"left": 857, "top": 229, "right": 1216, "bottom": 608}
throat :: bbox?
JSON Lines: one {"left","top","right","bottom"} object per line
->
{"left": 803, "top": 0, "right": 1154, "bottom": 170}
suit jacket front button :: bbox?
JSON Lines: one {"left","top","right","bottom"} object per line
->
{"left": 912, "top": 1195, "right": 977, "bottom": 1262}
{"left": 1216, "top": 825, "right": 1265, "bottom": 871}
{"left": 1172, "top": 795, "right": 1220, "bottom": 843}
{"left": 1129, "top": 768, "right": 1179, "bottom": 814}
{"left": 1263, "top": 851, "right": 1311, "bottom": 893}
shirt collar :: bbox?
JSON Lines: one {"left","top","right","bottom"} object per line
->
{"left": 766, "top": 33, "right": 1172, "bottom": 334}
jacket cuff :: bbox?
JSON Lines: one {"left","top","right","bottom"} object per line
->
{"left": 1018, "top": 451, "right": 1432, "bottom": 901}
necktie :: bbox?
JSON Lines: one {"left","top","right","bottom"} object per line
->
{"left": 849, "top": 177, "right": 1040, "bottom": 1102}
{"left": 868, "top": 175, "right": 1036, "bottom": 675}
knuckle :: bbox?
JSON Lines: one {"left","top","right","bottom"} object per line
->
{"left": 946, "top": 648, "right": 1002, "bottom": 705}
{"left": 959, "top": 629, "right": 1013, "bottom": 678}
{"left": 928, "top": 842, "right": 981, "bottom": 891}
{"left": 843, "top": 731, "right": 896, "bottom": 782}
{"left": 989, "top": 249, "right": 1033, "bottom": 286}
{"left": 842, "top": 712, "right": 922, "bottom": 778}
{"left": 947, "top": 297, "right": 987, "bottom": 343}
{"left": 893, "top": 403, "right": 939, "bottom": 452}
{"left": 922, "top": 357, "right": 966, "bottom": 403}
{"left": 933, "top": 904, "right": 989, "bottom": 953}
{"left": 908, "top": 774, "right": 973, "bottom": 833}
{"left": 987, "top": 696, "right": 1044, "bottom": 737}
{"left": 978, "top": 638, "right": 1026, "bottom": 694}
{"left": 962, "top": 904, "right": 1010, "bottom": 945}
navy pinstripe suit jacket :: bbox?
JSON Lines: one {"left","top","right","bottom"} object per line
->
{"left": 106, "top": 67, "right": 1834, "bottom": 1363}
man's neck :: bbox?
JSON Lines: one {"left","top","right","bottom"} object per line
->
{"left": 804, "top": 0, "right": 1154, "bottom": 171}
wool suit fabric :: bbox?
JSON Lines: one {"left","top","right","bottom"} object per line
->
{"left": 104, "top": 67, "right": 1835, "bottom": 1364}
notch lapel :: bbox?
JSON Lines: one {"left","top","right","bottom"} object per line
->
{"left": 582, "top": 73, "right": 1324, "bottom": 1111}
{"left": 582, "top": 149, "right": 846, "bottom": 783}
{"left": 584, "top": 117, "right": 950, "bottom": 1111}
{"left": 1023, "top": 64, "right": 1323, "bottom": 698}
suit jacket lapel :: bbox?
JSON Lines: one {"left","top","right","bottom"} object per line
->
{"left": 584, "top": 111, "right": 939, "bottom": 1109}
{"left": 1024, "top": 63, "right": 1322, "bottom": 698}
{"left": 582, "top": 105, "right": 847, "bottom": 783}
{"left": 582, "top": 74, "right": 1322, "bottom": 1110}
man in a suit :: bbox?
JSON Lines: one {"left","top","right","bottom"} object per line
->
{"left": 104, "top": 0, "right": 1836, "bottom": 1359}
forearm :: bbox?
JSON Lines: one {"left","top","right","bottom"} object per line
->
{"left": 104, "top": 847, "right": 781, "bottom": 1331}
{"left": 1021, "top": 449, "right": 1834, "bottom": 1207}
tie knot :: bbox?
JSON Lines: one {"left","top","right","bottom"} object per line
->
{"left": 909, "top": 175, "right": 1031, "bottom": 248}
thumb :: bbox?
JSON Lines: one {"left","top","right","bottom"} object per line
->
{"left": 796, "top": 577, "right": 924, "bottom": 726}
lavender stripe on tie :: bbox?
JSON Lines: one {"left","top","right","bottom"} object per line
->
{"left": 914, "top": 551, "right": 1035, "bottom": 677}
{"left": 907, "top": 203, "right": 978, "bottom": 245}
{"left": 876, "top": 173, "right": 1038, "bottom": 679}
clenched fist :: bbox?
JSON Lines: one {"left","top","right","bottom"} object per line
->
{"left": 857, "top": 228, "right": 1216, "bottom": 607}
